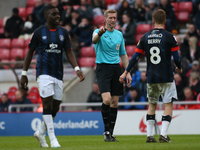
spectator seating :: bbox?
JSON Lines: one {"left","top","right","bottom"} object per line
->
{"left": 10, "top": 48, "right": 24, "bottom": 59}
{"left": 18, "top": 7, "right": 27, "bottom": 18}
{"left": 7, "top": 86, "right": 17, "bottom": 103}
{"left": 73, "top": 5, "right": 80, "bottom": 10}
{"left": 0, "top": 49, "right": 10, "bottom": 60}
{"left": 0, "top": 18, "right": 4, "bottom": 27}
{"left": 8, "top": 86, "right": 17, "bottom": 93}
{"left": 26, "top": 7, "right": 34, "bottom": 16}
{"left": 25, "top": 38, "right": 31, "bottom": 48}
{"left": 0, "top": 39, "right": 11, "bottom": 49}
{"left": 177, "top": 11, "right": 190, "bottom": 23}
{"left": 136, "top": 24, "right": 151, "bottom": 34}
{"left": 27, "top": 92, "right": 40, "bottom": 104}
{"left": 178, "top": 2, "right": 193, "bottom": 13}
{"left": 26, "top": 0, "right": 37, "bottom": 7}
{"left": 126, "top": 45, "right": 136, "bottom": 57}
{"left": 0, "top": 27, "right": 4, "bottom": 34}
{"left": 171, "top": 2, "right": 179, "bottom": 12}
{"left": 135, "top": 34, "right": 143, "bottom": 44}
{"left": 93, "top": 15, "right": 104, "bottom": 26}
{"left": 105, "top": 0, "right": 120, "bottom": 7}
{"left": 79, "top": 46, "right": 95, "bottom": 57}
{"left": 8, "top": 92, "right": 16, "bottom": 103}
{"left": 1, "top": 59, "right": 10, "bottom": 69}
{"left": 78, "top": 57, "right": 95, "bottom": 67}
{"left": 11, "top": 38, "right": 25, "bottom": 48}
{"left": 177, "top": 2, "right": 193, "bottom": 23}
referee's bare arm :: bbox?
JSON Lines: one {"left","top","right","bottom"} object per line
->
{"left": 92, "top": 33, "right": 101, "bottom": 44}
{"left": 92, "top": 26, "right": 106, "bottom": 44}
{"left": 120, "top": 54, "right": 129, "bottom": 69}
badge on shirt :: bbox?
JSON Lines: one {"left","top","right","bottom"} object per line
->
{"left": 116, "top": 44, "right": 120, "bottom": 50}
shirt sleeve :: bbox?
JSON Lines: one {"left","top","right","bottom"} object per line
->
{"left": 171, "top": 35, "right": 179, "bottom": 52}
{"left": 28, "top": 31, "right": 39, "bottom": 51}
{"left": 93, "top": 29, "right": 99, "bottom": 36}
{"left": 135, "top": 35, "right": 145, "bottom": 54}
{"left": 63, "top": 29, "right": 72, "bottom": 51}
{"left": 119, "top": 33, "right": 127, "bottom": 55}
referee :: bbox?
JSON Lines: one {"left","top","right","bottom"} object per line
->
{"left": 92, "top": 9, "right": 131, "bottom": 142}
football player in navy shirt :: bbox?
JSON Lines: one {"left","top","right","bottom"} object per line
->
{"left": 21, "top": 4, "right": 85, "bottom": 148}
{"left": 119, "top": 9, "right": 182, "bottom": 143}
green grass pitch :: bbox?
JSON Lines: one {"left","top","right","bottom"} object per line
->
{"left": 0, "top": 135, "right": 199, "bottom": 150}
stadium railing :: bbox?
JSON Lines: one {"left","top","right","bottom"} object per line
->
{"left": 8, "top": 101, "right": 200, "bottom": 113}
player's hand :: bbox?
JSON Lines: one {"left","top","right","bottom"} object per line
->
{"left": 76, "top": 70, "right": 85, "bottom": 82}
{"left": 126, "top": 72, "right": 132, "bottom": 87}
{"left": 175, "top": 67, "right": 182, "bottom": 74}
{"left": 21, "top": 75, "right": 28, "bottom": 90}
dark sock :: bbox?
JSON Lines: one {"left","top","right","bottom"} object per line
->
{"left": 101, "top": 103, "right": 110, "bottom": 132}
{"left": 109, "top": 107, "right": 118, "bottom": 135}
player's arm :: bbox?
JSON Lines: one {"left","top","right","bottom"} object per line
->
{"left": 119, "top": 52, "right": 142, "bottom": 86}
{"left": 21, "top": 49, "right": 34, "bottom": 89}
{"left": 21, "top": 31, "right": 38, "bottom": 89}
{"left": 65, "top": 50, "right": 85, "bottom": 82}
{"left": 172, "top": 50, "right": 182, "bottom": 74}
{"left": 171, "top": 36, "right": 182, "bottom": 74}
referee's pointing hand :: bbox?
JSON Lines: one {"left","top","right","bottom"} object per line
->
{"left": 98, "top": 21, "right": 106, "bottom": 35}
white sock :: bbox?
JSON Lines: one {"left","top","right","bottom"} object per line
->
{"left": 43, "top": 115, "right": 56, "bottom": 141}
{"left": 39, "top": 117, "right": 55, "bottom": 135}
{"left": 39, "top": 121, "right": 47, "bottom": 135}
{"left": 161, "top": 121, "right": 170, "bottom": 138}
{"left": 147, "top": 120, "right": 155, "bottom": 137}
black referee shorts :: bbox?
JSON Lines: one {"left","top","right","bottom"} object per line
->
{"left": 96, "top": 63, "right": 123, "bottom": 96}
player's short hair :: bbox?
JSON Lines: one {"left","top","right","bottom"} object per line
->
{"left": 104, "top": 9, "right": 117, "bottom": 18}
{"left": 152, "top": 9, "right": 166, "bottom": 24}
{"left": 44, "top": 4, "right": 57, "bottom": 16}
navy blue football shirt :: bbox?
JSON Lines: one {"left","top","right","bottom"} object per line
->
{"left": 135, "top": 28, "right": 179, "bottom": 83}
{"left": 28, "top": 25, "right": 71, "bottom": 80}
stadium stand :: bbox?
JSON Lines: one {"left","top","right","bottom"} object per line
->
{"left": 26, "top": 0, "right": 37, "bottom": 7}
{"left": 11, "top": 38, "right": 25, "bottom": 49}
{"left": 0, "top": 27, "right": 4, "bottom": 34}
{"left": 92, "top": 15, "right": 104, "bottom": 26}
{"left": 171, "top": 2, "right": 179, "bottom": 12}
{"left": 178, "top": 2, "right": 193, "bottom": 13}
{"left": 79, "top": 46, "right": 95, "bottom": 57}
{"left": 0, "top": 18, "right": 4, "bottom": 27}
{"left": 126, "top": 45, "right": 136, "bottom": 57}
{"left": 26, "top": 7, "right": 34, "bottom": 16}
{"left": 78, "top": 57, "right": 95, "bottom": 67}
{"left": 73, "top": 5, "right": 80, "bottom": 10}
{"left": 0, "top": 49, "right": 10, "bottom": 60}
{"left": 0, "top": 39, "right": 11, "bottom": 49}
{"left": 10, "top": 48, "right": 24, "bottom": 59}
{"left": 136, "top": 24, "right": 151, "bottom": 35}
{"left": 24, "top": 38, "right": 31, "bottom": 48}
{"left": 7, "top": 86, "right": 17, "bottom": 103}
{"left": 18, "top": 7, "right": 27, "bottom": 18}
{"left": 135, "top": 34, "right": 143, "bottom": 44}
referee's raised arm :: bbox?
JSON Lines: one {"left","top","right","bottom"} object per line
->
{"left": 92, "top": 22, "right": 106, "bottom": 44}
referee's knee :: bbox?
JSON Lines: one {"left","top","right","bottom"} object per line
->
{"left": 103, "top": 97, "right": 111, "bottom": 105}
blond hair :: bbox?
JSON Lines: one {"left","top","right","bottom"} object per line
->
{"left": 135, "top": 0, "right": 145, "bottom": 9}
{"left": 104, "top": 9, "right": 117, "bottom": 18}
